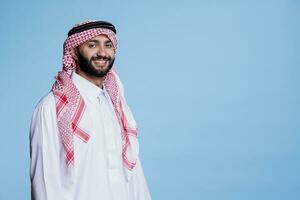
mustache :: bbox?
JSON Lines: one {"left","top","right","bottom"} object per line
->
{"left": 91, "top": 55, "right": 112, "bottom": 61}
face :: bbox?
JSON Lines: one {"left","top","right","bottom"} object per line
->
{"left": 75, "top": 35, "right": 115, "bottom": 78}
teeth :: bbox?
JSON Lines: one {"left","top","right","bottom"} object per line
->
{"left": 94, "top": 59, "right": 107, "bottom": 65}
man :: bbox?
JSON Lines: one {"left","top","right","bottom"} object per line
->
{"left": 30, "top": 20, "right": 151, "bottom": 200}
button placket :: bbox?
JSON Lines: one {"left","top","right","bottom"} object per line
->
{"left": 98, "top": 93, "right": 119, "bottom": 164}
{"left": 98, "top": 93, "right": 122, "bottom": 182}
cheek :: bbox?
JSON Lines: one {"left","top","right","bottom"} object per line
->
{"left": 81, "top": 48, "right": 97, "bottom": 59}
{"left": 109, "top": 49, "right": 116, "bottom": 58}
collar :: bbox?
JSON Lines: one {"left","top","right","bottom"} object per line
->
{"left": 71, "top": 72, "right": 105, "bottom": 99}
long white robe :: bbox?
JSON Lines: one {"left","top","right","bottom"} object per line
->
{"left": 30, "top": 72, "right": 151, "bottom": 200}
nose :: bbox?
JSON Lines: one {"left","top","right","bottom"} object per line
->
{"left": 96, "top": 45, "right": 106, "bottom": 57}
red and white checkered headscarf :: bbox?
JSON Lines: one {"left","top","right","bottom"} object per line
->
{"left": 52, "top": 21, "right": 138, "bottom": 173}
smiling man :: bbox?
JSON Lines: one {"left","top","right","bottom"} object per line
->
{"left": 30, "top": 20, "right": 151, "bottom": 200}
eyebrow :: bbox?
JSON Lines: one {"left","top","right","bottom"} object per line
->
{"left": 88, "top": 39, "right": 112, "bottom": 44}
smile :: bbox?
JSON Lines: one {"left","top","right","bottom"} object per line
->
{"left": 93, "top": 59, "right": 108, "bottom": 65}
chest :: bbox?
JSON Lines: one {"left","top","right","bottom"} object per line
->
{"left": 74, "top": 94, "right": 123, "bottom": 162}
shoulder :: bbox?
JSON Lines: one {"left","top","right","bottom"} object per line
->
{"left": 31, "top": 92, "right": 57, "bottom": 127}
{"left": 30, "top": 92, "right": 58, "bottom": 144}
{"left": 34, "top": 92, "right": 56, "bottom": 114}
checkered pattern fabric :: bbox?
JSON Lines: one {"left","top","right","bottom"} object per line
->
{"left": 52, "top": 21, "right": 138, "bottom": 170}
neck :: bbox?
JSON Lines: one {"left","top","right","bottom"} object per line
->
{"left": 76, "top": 70, "right": 104, "bottom": 88}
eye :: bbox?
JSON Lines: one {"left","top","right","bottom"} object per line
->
{"left": 105, "top": 43, "right": 113, "bottom": 48}
{"left": 88, "top": 43, "right": 96, "bottom": 48}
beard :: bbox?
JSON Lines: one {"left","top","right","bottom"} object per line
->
{"left": 77, "top": 52, "right": 115, "bottom": 78}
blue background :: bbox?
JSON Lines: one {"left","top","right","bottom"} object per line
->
{"left": 0, "top": 0, "right": 299, "bottom": 199}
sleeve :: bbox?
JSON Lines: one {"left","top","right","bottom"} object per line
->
{"left": 129, "top": 158, "right": 152, "bottom": 200}
{"left": 114, "top": 74, "right": 151, "bottom": 199}
{"left": 29, "top": 94, "right": 67, "bottom": 200}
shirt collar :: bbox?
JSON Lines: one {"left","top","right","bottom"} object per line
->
{"left": 71, "top": 72, "right": 105, "bottom": 99}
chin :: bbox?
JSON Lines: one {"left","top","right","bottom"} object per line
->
{"left": 94, "top": 68, "right": 108, "bottom": 74}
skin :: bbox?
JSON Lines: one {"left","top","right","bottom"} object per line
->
{"left": 71, "top": 35, "right": 116, "bottom": 88}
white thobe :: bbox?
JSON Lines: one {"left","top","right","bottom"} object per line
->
{"left": 30, "top": 72, "right": 151, "bottom": 200}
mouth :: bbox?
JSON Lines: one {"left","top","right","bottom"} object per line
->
{"left": 92, "top": 59, "right": 109, "bottom": 66}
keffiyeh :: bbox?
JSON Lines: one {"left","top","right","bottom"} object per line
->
{"left": 52, "top": 21, "right": 138, "bottom": 174}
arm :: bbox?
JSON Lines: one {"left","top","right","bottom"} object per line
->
{"left": 129, "top": 158, "right": 152, "bottom": 200}
{"left": 114, "top": 74, "right": 151, "bottom": 199}
{"left": 30, "top": 94, "right": 66, "bottom": 200}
